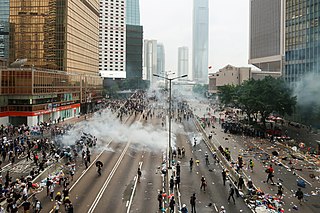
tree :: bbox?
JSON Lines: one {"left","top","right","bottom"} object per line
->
{"left": 219, "top": 76, "right": 297, "bottom": 127}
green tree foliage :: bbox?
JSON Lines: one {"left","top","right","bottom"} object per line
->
{"left": 219, "top": 76, "right": 297, "bottom": 126}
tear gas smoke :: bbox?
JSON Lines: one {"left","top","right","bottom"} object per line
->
{"left": 60, "top": 110, "right": 168, "bottom": 151}
{"left": 294, "top": 73, "right": 320, "bottom": 107}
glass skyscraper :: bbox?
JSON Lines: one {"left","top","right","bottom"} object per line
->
{"left": 126, "top": 0, "right": 140, "bottom": 25}
{"left": 0, "top": 0, "right": 9, "bottom": 60}
{"left": 192, "top": 0, "right": 209, "bottom": 84}
{"left": 284, "top": 0, "right": 320, "bottom": 83}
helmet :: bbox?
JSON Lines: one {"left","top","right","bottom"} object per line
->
{"left": 221, "top": 206, "right": 225, "bottom": 209}
{"left": 182, "top": 204, "right": 186, "bottom": 208}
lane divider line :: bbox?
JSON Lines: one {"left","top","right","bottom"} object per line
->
{"left": 126, "top": 161, "right": 143, "bottom": 213}
{"left": 88, "top": 141, "right": 131, "bottom": 213}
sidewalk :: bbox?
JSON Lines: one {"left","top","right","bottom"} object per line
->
{"left": 189, "top": 101, "right": 320, "bottom": 212}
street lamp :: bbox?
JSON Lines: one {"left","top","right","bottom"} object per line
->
{"left": 153, "top": 73, "right": 188, "bottom": 169}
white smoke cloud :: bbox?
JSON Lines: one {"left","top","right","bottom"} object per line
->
{"left": 294, "top": 73, "right": 320, "bottom": 107}
{"left": 60, "top": 109, "right": 168, "bottom": 151}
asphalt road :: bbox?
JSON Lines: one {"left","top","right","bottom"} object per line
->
{"left": 14, "top": 102, "right": 253, "bottom": 213}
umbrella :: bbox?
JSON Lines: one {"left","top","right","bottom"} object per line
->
{"left": 96, "top": 160, "right": 103, "bottom": 167}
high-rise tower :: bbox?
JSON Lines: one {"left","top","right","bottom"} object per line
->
{"left": 99, "top": 0, "right": 126, "bottom": 79}
{"left": 178, "top": 47, "right": 189, "bottom": 79}
{"left": 157, "top": 43, "right": 165, "bottom": 75}
{"left": 249, "top": 0, "right": 285, "bottom": 72}
{"left": 192, "top": 0, "right": 209, "bottom": 84}
{"left": 143, "top": 39, "right": 157, "bottom": 85}
{"left": 126, "top": 0, "right": 143, "bottom": 83}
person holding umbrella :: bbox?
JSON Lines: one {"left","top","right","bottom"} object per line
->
{"left": 96, "top": 161, "right": 103, "bottom": 176}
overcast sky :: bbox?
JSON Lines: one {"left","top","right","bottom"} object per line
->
{"left": 140, "top": 0, "right": 250, "bottom": 73}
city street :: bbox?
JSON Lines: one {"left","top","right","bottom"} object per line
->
{"left": 188, "top": 98, "right": 320, "bottom": 213}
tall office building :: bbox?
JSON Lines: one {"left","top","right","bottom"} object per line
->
{"left": 249, "top": 0, "right": 285, "bottom": 72}
{"left": 192, "top": 0, "right": 209, "bottom": 84}
{"left": 284, "top": 0, "right": 320, "bottom": 83}
{"left": 99, "top": 0, "right": 126, "bottom": 79}
{"left": 0, "top": 0, "right": 9, "bottom": 61}
{"left": 178, "top": 46, "right": 189, "bottom": 78}
{"left": 127, "top": 0, "right": 140, "bottom": 25}
{"left": 157, "top": 43, "right": 165, "bottom": 75}
{"left": 143, "top": 39, "right": 157, "bottom": 85}
{"left": 0, "top": 0, "right": 102, "bottom": 126}
{"left": 125, "top": 0, "right": 143, "bottom": 83}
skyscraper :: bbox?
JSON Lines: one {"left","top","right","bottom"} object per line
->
{"left": 143, "top": 39, "right": 157, "bottom": 85}
{"left": 178, "top": 46, "right": 189, "bottom": 78}
{"left": 126, "top": 0, "right": 143, "bottom": 84}
{"left": 127, "top": 0, "right": 140, "bottom": 25}
{"left": 192, "top": 0, "right": 209, "bottom": 84}
{"left": 0, "top": 0, "right": 9, "bottom": 61}
{"left": 249, "top": 0, "right": 285, "bottom": 72}
{"left": 157, "top": 43, "right": 165, "bottom": 75}
{"left": 0, "top": 0, "right": 102, "bottom": 126}
{"left": 284, "top": 0, "right": 320, "bottom": 84}
{"left": 99, "top": 0, "right": 126, "bottom": 79}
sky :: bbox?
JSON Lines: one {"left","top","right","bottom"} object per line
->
{"left": 140, "top": 0, "right": 251, "bottom": 74}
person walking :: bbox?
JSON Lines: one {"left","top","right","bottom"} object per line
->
{"left": 157, "top": 191, "right": 163, "bottom": 210}
{"left": 295, "top": 188, "right": 304, "bottom": 205}
{"left": 222, "top": 169, "right": 227, "bottom": 186}
{"left": 180, "top": 204, "right": 188, "bottom": 213}
{"left": 176, "top": 163, "right": 181, "bottom": 176}
{"left": 249, "top": 159, "right": 254, "bottom": 172}
{"left": 277, "top": 183, "right": 283, "bottom": 199}
{"left": 238, "top": 176, "right": 244, "bottom": 190}
{"left": 190, "top": 193, "right": 196, "bottom": 213}
{"left": 200, "top": 176, "right": 207, "bottom": 191}
{"left": 266, "top": 164, "right": 275, "bottom": 184}
{"left": 137, "top": 168, "right": 142, "bottom": 183}
{"left": 169, "top": 196, "right": 175, "bottom": 213}
{"left": 227, "top": 184, "right": 235, "bottom": 204}
{"left": 189, "top": 158, "right": 194, "bottom": 172}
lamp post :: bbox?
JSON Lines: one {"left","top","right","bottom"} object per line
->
{"left": 153, "top": 73, "right": 188, "bottom": 169}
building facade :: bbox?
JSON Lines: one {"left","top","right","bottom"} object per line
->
{"left": 99, "top": 0, "right": 126, "bottom": 79}
{"left": 125, "top": 0, "right": 143, "bottom": 88}
{"left": 0, "top": 0, "right": 9, "bottom": 61}
{"left": 126, "top": 0, "right": 140, "bottom": 26}
{"left": 284, "top": 0, "right": 320, "bottom": 84}
{"left": 143, "top": 39, "right": 157, "bottom": 85}
{"left": 0, "top": 0, "right": 102, "bottom": 126}
{"left": 157, "top": 43, "right": 165, "bottom": 75}
{"left": 178, "top": 46, "right": 189, "bottom": 78}
{"left": 208, "top": 65, "right": 281, "bottom": 93}
{"left": 192, "top": 0, "right": 209, "bottom": 84}
{"left": 249, "top": 0, "right": 285, "bottom": 72}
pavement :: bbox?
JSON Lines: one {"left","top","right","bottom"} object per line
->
{"left": 188, "top": 99, "right": 320, "bottom": 213}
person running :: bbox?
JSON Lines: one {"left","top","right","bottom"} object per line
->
{"left": 190, "top": 193, "right": 196, "bottom": 213}
{"left": 227, "top": 184, "right": 235, "bottom": 204}
{"left": 295, "top": 188, "right": 304, "bottom": 205}
{"left": 266, "top": 164, "right": 275, "bottom": 184}
{"left": 189, "top": 158, "right": 194, "bottom": 171}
